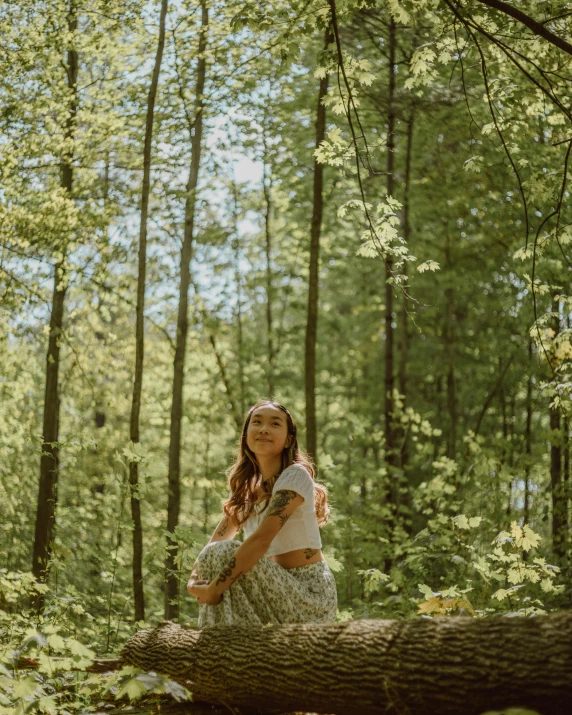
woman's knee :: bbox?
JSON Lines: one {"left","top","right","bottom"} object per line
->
{"left": 197, "top": 540, "right": 241, "bottom": 578}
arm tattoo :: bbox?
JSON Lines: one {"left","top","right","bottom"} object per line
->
{"left": 229, "top": 571, "right": 243, "bottom": 585}
{"left": 304, "top": 548, "right": 319, "bottom": 560}
{"left": 262, "top": 489, "right": 298, "bottom": 529}
{"left": 215, "top": 555, "right": 238, "bottom": 586}
{"left": 215, "top": 516, "right": 229, "bottom": 538}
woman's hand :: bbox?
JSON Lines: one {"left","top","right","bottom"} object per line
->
{"left": 186, "top": 580, "right": 224, "bottom": 606}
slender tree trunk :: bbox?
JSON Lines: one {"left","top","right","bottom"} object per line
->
{"left": 548, "top": 297, "right": 566, "bottom": 561}
{"left": 261, "top": 123, "right": 276, "bottom": 398}
{"left": 524, "top": 338, "right": 533, "bottom": 523}
{"left": 398, "top": 110, "right": 414, "bottom": 471}
{"left": 563, "top": 413, "right": 569, "bottom": 533}
{"left": 444, "top": 228, "right": 456, "bottom": 460}
{"left": 122, "top": 615, "right": 572, "bottom": 715}
{"left": 550, "top": 401, "right": 565, "bottom": 558}
{"left": 499, "top": 380, "right": 511, "bottom": 519}
{"left": 305, "top": 24, "right": 333, "bottom": 464}
{"left": 164, "top": 0, "right": 208, "bottom": 620}
{"left": 565, "top": 314, "right": 571, "bottom": 575}
{"left": 231, "top": 176, "right": 246, "bottom": 416}
{"left": 384, "top": 16, "right": 398, "bottom": 495}
{"left": 208, "top": 333, "right": 242, "bottom": 431}
{"left": 32, "top": 0, "right": 78, "bottom": 608}
{"left": 128, "top": 0, "right": 169, "bottom": 624}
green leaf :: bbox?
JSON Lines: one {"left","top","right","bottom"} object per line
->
{"left": 417, "top": 260, "right": 440, "bottom": 273}
{"left": 116, "top": 677, "right": 147, "bottom": 702}
{"left": 13, "top": 677, "right": 38, "bottom": 699}
{"left": 418, "top": 583, "right": 433, "bottom": 599}
{"left": 67, "top": 639, "right": 95, "bottom": 660}
{"left": 46, "top": 634, "right": 65, "bottom": 651}
{"left": 324, "top": 552, "right": 344, "bottom": 573}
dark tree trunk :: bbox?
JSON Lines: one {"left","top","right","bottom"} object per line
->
{"left": 384, "top": 16, "right": 398, "bottom": 493}
{"left": 230, "top": 177, "right": 246, "bottom": 416}
{"left": 549, "top": 302, "right": 566, "bottom": 561}
{"left": 524, "top": 338, "right": 533, "bottom": 523}
{"left": 208, "top": 333, "right": 242, "bottom": 431}
{"left": 261, "top": 122, "right": 276, "bottom": 398}
{"left": 444, "top": 228, "right": 456, "bottom": 460}
{"left": 32, "top": 0, "right": 78, "bottom": 608}
{"left": 305, "top": 24, "right": 333, "bottom": 464}
{"left": 128, "top": 0, "right": 169, "bottom": 625}
{"left": 165, "top": 0, "right": 208, "bottom": 620}
{"left": 397, "top": 110, "right": 414, "bottom": 472}
{"left": 122, "top": 614, "right": 572, "bottom": 715}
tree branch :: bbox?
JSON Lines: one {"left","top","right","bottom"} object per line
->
{"left": 475, "top": 0, "right": 572, "bottom": 56}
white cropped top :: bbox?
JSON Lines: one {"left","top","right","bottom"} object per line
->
{"left": 242, "top": 464, "right": 322, "bottom": 556}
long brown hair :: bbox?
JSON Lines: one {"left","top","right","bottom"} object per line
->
{"left": 222, "top": 399, "right": 330, "bottom": 529}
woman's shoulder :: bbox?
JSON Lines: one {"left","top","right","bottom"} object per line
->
{"left": 280, "top": 462, "right": 312, "bottom": 478}
{"left": 273, "top": 463, "right": 315, "bottom": 499}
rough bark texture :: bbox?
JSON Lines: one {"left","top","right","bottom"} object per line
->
{"left": 121, "top": 615, "right": 572, "bottom": 715}
{"left": 106, "top": 699, "right": 293, "bottom": 715}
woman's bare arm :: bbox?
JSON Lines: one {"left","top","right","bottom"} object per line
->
{"left": 189, "top": 514, "right": 242, "bottom": 579}
{"left": 208, "top": 490, "right": 304, "bottom": 598}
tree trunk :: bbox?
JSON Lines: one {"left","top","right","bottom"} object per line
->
{"left": 549, "top": 301, "right": 566, "bottom": 561}
{"left": 128, "top": 0, "right": 169, "bottom": 625}
{"left": 261, "top": 121, "right": 276, "bottom": 399}
{"left": 382, "top": 16, "right": 399, "bottom": 539}
{"left": 164, "top": 0, "right": 208, "bottom": 620}
{"left": 443, "top": 227, "right": 456, "bottom": 460}
{"left": 524, "top": 337, "right": 533, "bottom": 523}
{"left": 32, "top": 0, "right": 78, "bottom": 608}
{"left": 305, "top": 25, "right": 333, "bottom": 464}
{"left": 122, "top": 614, "right": 572, "bottom": 715}
{"left": 230, "top": 176, "right": 246, "bottom": 416}
{"left": 384, "top": 16, "right": 397, "bottom": 480}
{"left": 397, "top": 109, "right": 414, "bottom": 471}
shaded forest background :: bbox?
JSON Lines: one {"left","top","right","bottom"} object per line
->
{"left": 1, "top": 0, "right": 572, "bottom": 669}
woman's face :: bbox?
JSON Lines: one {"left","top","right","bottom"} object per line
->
{"left": 246, "top": 406, "right": 292, "bottom": 459}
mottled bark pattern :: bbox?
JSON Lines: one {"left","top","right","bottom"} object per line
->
{"left": 122, "top": 614, "right": 572, "bottom": 715}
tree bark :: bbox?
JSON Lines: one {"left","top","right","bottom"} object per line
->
{"left": 384, "top": 16, "right": 398, "bottom": 513}
{"left": 128, "top": 0, "right": 169, "bottom": 625}
{"left": 524, "top": 337, "right": 533, "bottom": 523}
{"left": 305, "top": 24, "right": 333, "bottom": 464}
{"left": 397, "top": 109, "right": 414, "bottom": 472}
{"left": 473, "top": 0, "right": 572, "bottom": 57}
{"left": 549, "top": 300, "right": 566, "bottom": 562}
{"left": 165, "top": 0, "right": 208, "bottom": 620}
{"left": 122, "top": 614, "right": 572, "bottom": 715}
{"left": 230, "top": 175, "right": 246, "bottom": 417}
{"left": 32, "top": 0, "right": 78, "bottom": 608}
{"left": 443, "top": 226, "right": 456, "bottom": 460}
{"left": 261, "top": 119, "right": 276, "bottom": 399}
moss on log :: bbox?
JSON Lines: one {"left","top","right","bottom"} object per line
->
{"left": 121, "top": 613, "right": 572, "bottom": 715}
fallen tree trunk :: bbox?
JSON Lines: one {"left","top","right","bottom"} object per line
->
{"left": 121, "top": 613, "right": 572, "bottom": 715}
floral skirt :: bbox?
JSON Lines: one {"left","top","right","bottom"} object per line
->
{"left": 195, "top": 539, "right": 338, "bottom": 627}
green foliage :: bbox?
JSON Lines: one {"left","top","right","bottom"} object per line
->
{"left": 1, "top": 5, "right": 571, "bottom": 712}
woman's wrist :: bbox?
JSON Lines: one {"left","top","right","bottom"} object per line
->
{"left": 209, "top": 580, "right": 225, "bottom": 598}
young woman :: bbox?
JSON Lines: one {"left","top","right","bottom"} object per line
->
{"left": 186, "top": 399, "right": 338, "bottom": 626}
